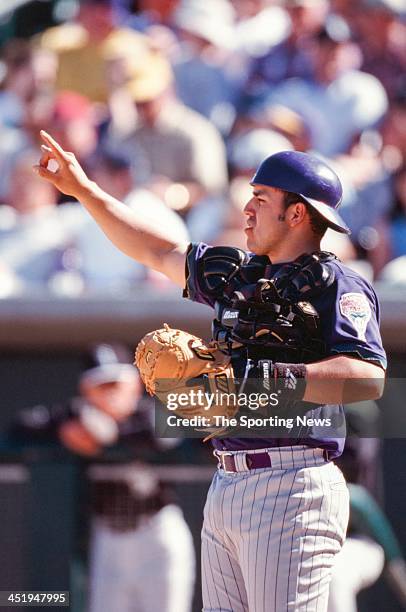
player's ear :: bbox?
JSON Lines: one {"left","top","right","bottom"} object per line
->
{"left": 288, "top": 202, "right": 307, "bottom": 226}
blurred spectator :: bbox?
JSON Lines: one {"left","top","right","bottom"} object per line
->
{"left": 39, "top": 0, "right": 149, "bottom": 103}
{"left": 0, "top": 88, "right": 55, "bottom": 200}
{"left": 46, "top": 91, "right": 100, "bottom": 165}
{"left": 173, "top": 0, "right": 235, "bottom": 50}
{"left": 231, "top": 0, "right": 290, "bottom": 59}
{"left": 0, "top": 37, "right": 57, "bottom": 119}
{"left": 235, "top": 103, "right": 312, "bottom": 152}
{"left": 0, "top": 40, "right": 37, "bottom": 128}
{"left": 356, "top": 0, "right": 406, "bottom": 101}
{"left": 228, "top": 128, "right": 293, "bottom": 177}
{"left": 247, "top": 0, "right": 328, "bottom": 95}
{"left": 72, "top": 149, "right": 189, "bottom": 290}
{"left": 334, "top": 136, "right": 393, "bottom": 264}
{"left": 0, "top": 149, "right": 83, "bottom": 292}
{"left": 255, "top": 16, "right": 388, "bottom": 157}
{"left": 387, "top": 164, "right": 406, "bottom": 257}
{"left": 121, "top": 0, "right": 182, "bottom": 31}
{"left": 171, "top": 0, "right": 239, "bottom": 134}
{"left": 111, "top": 50, "right": 228, "bottom": 212}
{"left": 138, "top": 0, "right": 181, "bottom": 22}
{"left": 0, "top": 89, "right": 100, "bottom": 212}
{"left": 382, "top": 82, "right": 406, "bottom": 166}
{"left": 10, "top": 0, "right": 57, "bottom": 39}
{"left": 330, "top": 0, "right": 363, "bottom": 21}
{"left": 376, "top": 166, "right": 406, "bottom": 282}
{"left": 0, "top": 40, "right": 57, "bottom": 197}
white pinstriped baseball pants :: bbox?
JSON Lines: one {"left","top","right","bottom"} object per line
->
{"left": 201, "top": 446, "right": 349, "bottom": 612}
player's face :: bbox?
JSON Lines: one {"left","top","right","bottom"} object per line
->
{"left": 81, "top": 376, "right": 141, "bottom": 420}
{"left": 243, "top": 185, "right": 288, "bottom": 256}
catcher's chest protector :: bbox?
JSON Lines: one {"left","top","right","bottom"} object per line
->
{"left": 197, "top": 246, "right": 337, "bottom": 365}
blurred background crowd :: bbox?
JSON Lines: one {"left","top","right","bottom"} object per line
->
{"left": 0, "top": 1, "right": 406, "bottom": 611}
{"left": 0, "top": 0, "right": 405, "bottom": 296}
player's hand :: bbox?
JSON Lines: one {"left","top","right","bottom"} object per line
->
{"left": 33, "top": 130, "right": 93, "bottom": 199}
{"left": 58, "top": 420, "right": 101, "bottom": 457}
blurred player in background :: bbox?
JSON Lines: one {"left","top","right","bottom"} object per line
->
{"left": 328, "top": 404, "right": 406, "bottom": 612}
{"left": 12, "top": 343, "right": 195, "bottom": 612}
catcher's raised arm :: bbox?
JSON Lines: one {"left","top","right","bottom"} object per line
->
{"left": 33, "top": 131, "right": 188, "bottom": 288}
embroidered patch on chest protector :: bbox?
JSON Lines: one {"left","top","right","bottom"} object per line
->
{"left": 339, "top": 292, "right": 372, "bottom": 341}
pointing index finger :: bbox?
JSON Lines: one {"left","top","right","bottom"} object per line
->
{"left": 40, "top": 130, "right": 68, "bottom": 163}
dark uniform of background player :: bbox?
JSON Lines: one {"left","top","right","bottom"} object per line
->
{"left": 12, "top": 343, "right": 195, "bottom": 612}
{"left": 327, "top": 404, "right": 406, "bottom": 612}
{"left": 35, "top": 132, "right": 386, "bottom": 611}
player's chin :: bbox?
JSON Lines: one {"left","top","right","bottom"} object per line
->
{"left": 245, "top": 229, "right": 266, "bottom": 255}
{"left": 244, "top": 228, "right": 256, "bottom": 251}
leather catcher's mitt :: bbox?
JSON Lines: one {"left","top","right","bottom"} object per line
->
{"left": 135, "top": 325, "right": 237, "bottom": 426}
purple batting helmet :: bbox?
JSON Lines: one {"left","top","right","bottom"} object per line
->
{"left": 251, "top": 150, "right": 350, "bottom": 234}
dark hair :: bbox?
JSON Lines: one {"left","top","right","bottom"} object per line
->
{"left": 0, "top": 40, "right": 33, "bottom": 90}
{"left": 1, "top": 39, "right": 32, "bottom": 69}
{"left": 283, "top": 191, "right": 329, "bottom": 238}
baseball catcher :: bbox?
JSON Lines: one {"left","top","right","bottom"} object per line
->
{"left": 36, "top": 133, "right": 386, "bottom": 612}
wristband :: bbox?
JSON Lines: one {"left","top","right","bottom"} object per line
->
{"left": 258, "top": 361, "right": 307, "bottom": 401}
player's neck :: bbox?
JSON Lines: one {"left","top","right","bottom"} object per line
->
{"left": 267, "top": 237, "right": 321, "bottom": 264}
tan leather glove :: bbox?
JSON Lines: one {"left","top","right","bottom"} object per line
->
{"left": 135, "top": 324, "right": 237, "bottom": 430}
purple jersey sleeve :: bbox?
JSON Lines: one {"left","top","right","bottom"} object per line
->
{"left": 182, "top": 242, "right": 218, "bottom": 308}
{"left": 317, "top": 263, "right": 387, "bottom": 369}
